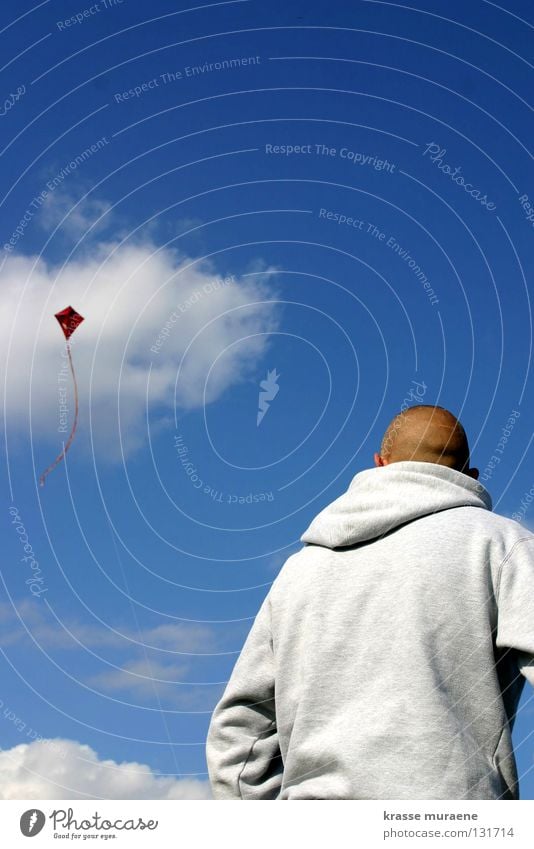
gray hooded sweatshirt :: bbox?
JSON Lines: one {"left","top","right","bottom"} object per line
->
{"left": 206, "top": 461, "right": 534, "bottom": 799}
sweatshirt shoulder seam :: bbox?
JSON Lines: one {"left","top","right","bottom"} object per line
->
{"left": 495, "top": 536, "right": 534, "bottom": 601}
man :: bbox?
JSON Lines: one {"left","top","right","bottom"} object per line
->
{"left": 206, "top": 405, "right": 534, "bottom": 799}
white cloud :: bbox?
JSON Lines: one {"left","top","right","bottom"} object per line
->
{"left": 0, "top": 739, "right": 211, "bottom": 799}
{"left": 1, "top": 239, "right": 279, "bottom": 459}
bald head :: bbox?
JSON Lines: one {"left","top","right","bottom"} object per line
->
{"left": 375, "top": 405, "right": 478, "bottom": 478}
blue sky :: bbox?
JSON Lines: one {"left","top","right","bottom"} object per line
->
{"left": 1, "top": 0, "right": 533, "bottom": 798}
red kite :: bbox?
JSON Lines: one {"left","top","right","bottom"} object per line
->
{"left": 39, "top": 306, "right": 84, "bottom": 487}
{"left": 55, "top": 305, "right": 84, "bottom": 340}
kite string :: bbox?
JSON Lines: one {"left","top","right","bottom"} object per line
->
{"left": 39, "top": 342, "right": 79, "bottom": 487}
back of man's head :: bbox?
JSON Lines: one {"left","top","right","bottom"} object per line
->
{"left": 375, "top": 405, "right": 478, "bottom": 479}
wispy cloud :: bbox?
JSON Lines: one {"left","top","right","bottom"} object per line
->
{"left": 0, "top": 600, "right": 222, "bottom": 654}
{"left": 0, "top": 599, "right": 234, "bottom": 708}
{"left": 86, "top": 658, "right": 224, "bottom": 709}
{"left": 88, "top": 658, "right": 189, "bottom": 696}
{"left": 37, "top": 190, "right": 111, "bottom": 238}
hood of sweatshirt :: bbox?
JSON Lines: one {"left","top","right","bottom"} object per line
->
{"left": 300, "top": 461, "right": 492, "bottom": 549}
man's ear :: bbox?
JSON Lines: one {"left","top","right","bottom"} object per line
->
{"left": 374, "top": 452, "right": 388, "bottom": 467}
{"left": 466, "top": 467, "right": 479, "bottom": 480}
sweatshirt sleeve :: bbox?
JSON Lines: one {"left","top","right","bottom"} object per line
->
{"left": 206, "top": 594, "right": 283, "bottom": 799}
{"left": 496, "top": 537, "right": 534, "bottom": 687}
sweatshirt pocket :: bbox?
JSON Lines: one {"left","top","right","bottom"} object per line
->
{"left": 491, "top": 725, "right": 517, "bottom": 799}
{"left": 238, "top": 721, "right": 284, "bottom": 799}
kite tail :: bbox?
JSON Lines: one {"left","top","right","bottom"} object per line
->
{"left": 39, "top": 342, "right": 79, "bottom": 487}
